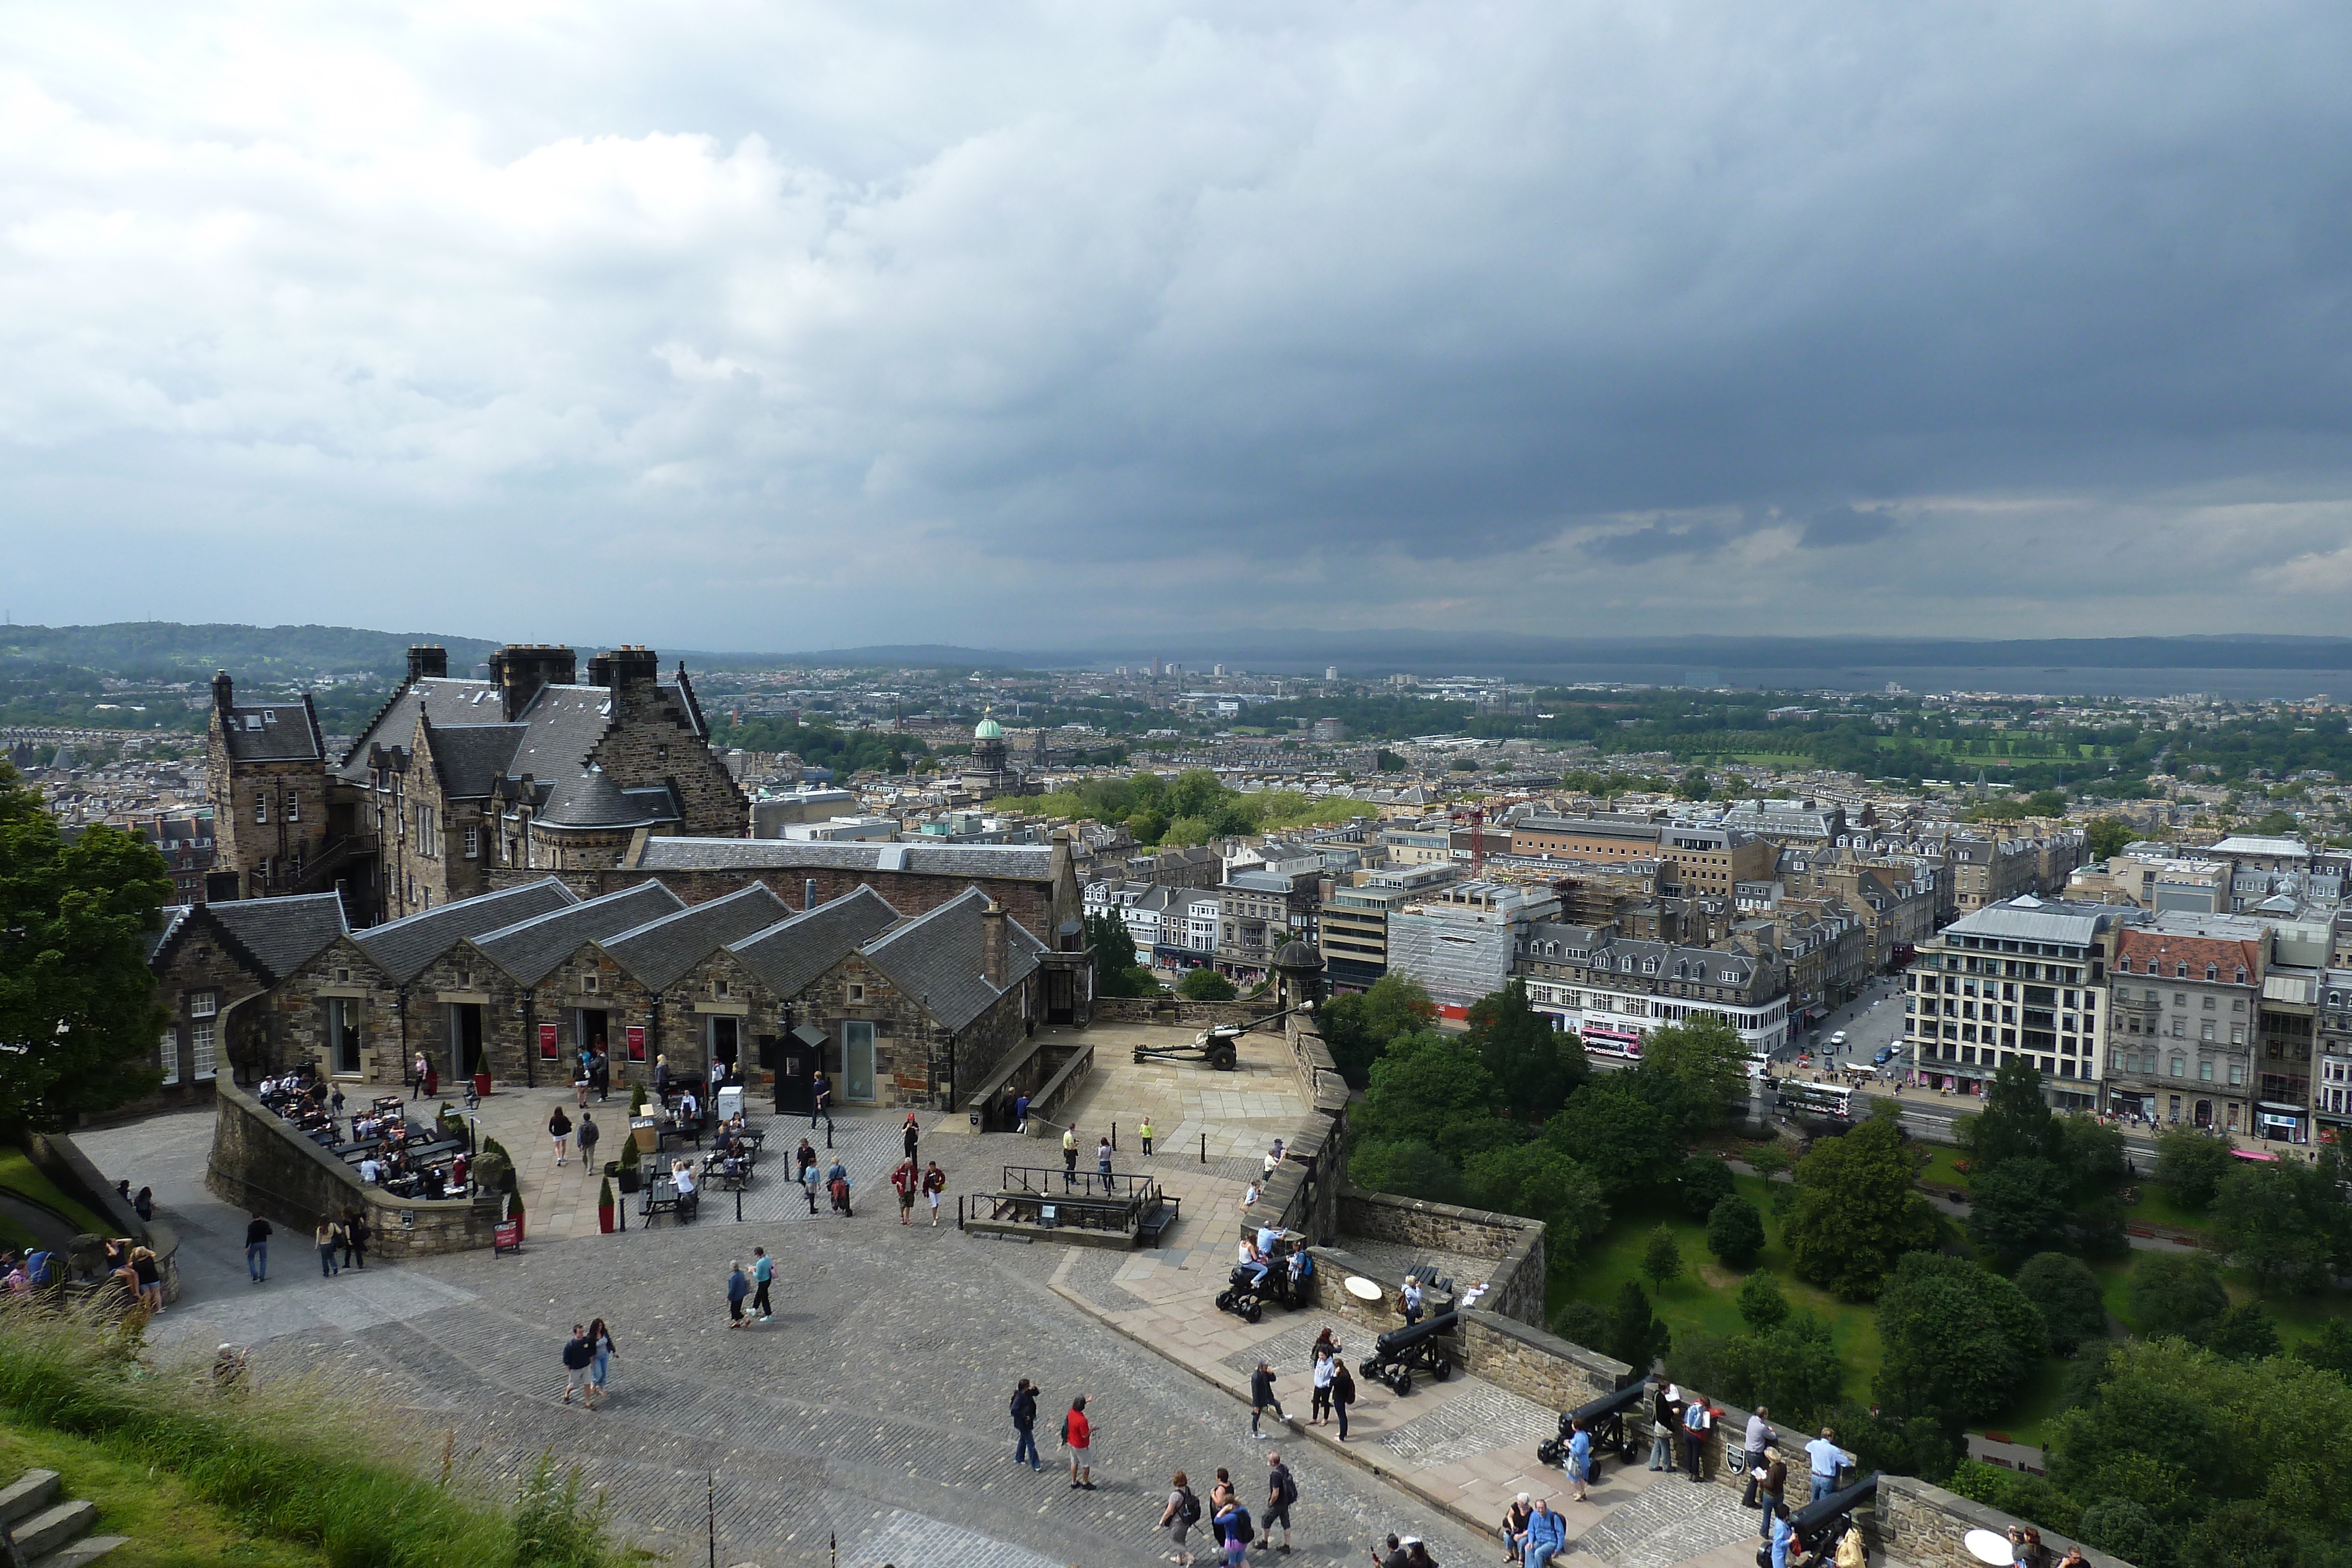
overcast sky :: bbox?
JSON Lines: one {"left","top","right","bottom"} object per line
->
{"left": 4, "top": 2, "right": 2350, "bottom": 653}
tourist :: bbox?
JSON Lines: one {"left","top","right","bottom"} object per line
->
{"left": 1211, "top": 1469, "right": 1235, "bottom": 1513}
{"left": 592, "top": 1048, "right": 611, "bottom": 1102}
{"left": 1502, "top": 1493, "right": 1534, "bottom": 1563}
{"left": 1682, "top": 1397, "right": 1714, "bottom": 1483}
{"left": 562, "top": 1323, "right": 596, "bottom": 1407}
{"left": 1240, "top": 1236, "right": 1271, "bottom": 1289}
{"left": 131, "top": 1245, "right": 163, "bottom": 1314}
{"left": 341, "top": 1207, "right": 369, "bottom": 1271}
{"left": 1140, "top": 1115, "right": 1154, "bottom": 1155}
{"left": 1742, "top": 1406, "right": 1776, "bottom": 1507}
{"left": 903, "top": 1111, "right": 921, "bottom": 1162}
{"left": 1566, "top": 1416, "right": 1592, "bottom": 1503}
{"left": 802, "top": 1154, "right": 821, "bottom": 1215}
{"left": 549, "top": 1105, "right": 572, "bottom": 1166}
{"left": 1064, "top": 1124, "right": 1080, "bottom": 1181}
{"left": 579, "top": 1113, "right": 600, "bottom": 1173}
{"left": 1097, "top": 1135, "right": 1115, "bottom": 1194}
{"left": 827, "top": 1157, "right": 851, "bottom": 1215}
{"left": 1010, "top": 1378, "right": 1043, "bottom": 1470}
{"left": 1769, "top": 1505, "right": 1796, "bottom": 1568}
{"left": 710, "top": 1055, "right": 727, "bottom": 1099}
{"left": 574, "top": 1061, "right": 590, "bottom": 1108}
{"left": 587, "top": 1316, "right": 615, "bottom": 1399}
{"left": 810, "top": 1069, "right": 832, "bottom": 1130}
{"left": 1402, "top": 1539, "right": 1437, "bottom": 1568}
{"left": 1161, "top": 1469, "right": 1201, "bottom": 1566}
{"left": 1399, "top": 1276, "right": 1424, "bottom": 1326}
{"left": 1214, "top": 1495, "right": 1250, "bottom": 1568}
{"left": 1262, "top": 1451, "right": 1297, "bottom": 1555}
{"left": 1522, "top": 1499, "right": 1567, "bottom": 1568}
{"left": 1061, "top": 1395, "right": 1094, "bottom": 1490}
{"left": 1013, "top": 1089, "right": 1030, "bottom": 1134}
{"left": 726, "top": 1260, "right": 750, "bottom": 1328}
{"left": 1242, "top": 1181, "right": 1261, "bottom": 1209}
{"left": 132, "top": 1185, "right": 154, "bottom": 1222}
{"left": 245, "top": 1213, "right": 270, "bottom": 1282}
{"left": 1758, "top": 1454, "right": 1788, "bottom": 1539}
{"left": 892, "top": 1157, "right": 919, "bottom": 1224}
{"left": 672, "top": 1159, "right": 698, "bottom": 1206}
{"left": 1309, "top": 1343, "right": 1336, "bottom": 1425}
{"left": 654, "top": 1055, "right": 671, "bottom": 1099}
{"left": 314, "top": 1213, "right": 344, "bottom": 1277}
{"left": 1264, "top": 1138, "right": 1285, "bottom": 1177}
{"left": 358, "top": 1152, "right": 384, "bottom": 1184}
{"left": 1369, "top": 1534, "right": 1406, "bottom": 1568}
{"left": 1805, "top": 1427, "right": 1844, "bottom": 1503}
{"left": 923, "top": 1160, "right": 946, "bottom": 1225}
{"left": 411, "top": 1051, "right": 429, "bottom": 1100}
{"left": 1249, "top": 1360, "right": 1285, "bottom": 1437}
{"left": 1331, "top": 1358, "right": 1355, "bottom": 1442}
{"left": 751, "top": 1246, "right": 774, "bottom": 1320}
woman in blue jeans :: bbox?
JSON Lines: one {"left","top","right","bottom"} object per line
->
{"left": 587, "top": 1317, "right": 615, "bottom": 1398}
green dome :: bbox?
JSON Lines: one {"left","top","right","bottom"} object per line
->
{"left": 974, "top": 716, "right": 1004, "bottom": 740}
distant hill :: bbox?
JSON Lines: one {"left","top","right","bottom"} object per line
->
{"left": 0, "top": 623, "right": 502, "bottom": 678}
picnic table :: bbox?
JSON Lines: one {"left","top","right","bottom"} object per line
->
{"left": 640, "top": 1177, "right": 700, "bottom": 1224}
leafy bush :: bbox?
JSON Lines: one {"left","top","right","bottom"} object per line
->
{"left": 1873, "top": 1252, "right": 2046, "bottom": 1426}
{"left": 1677, "top": 1155, "right": 1736, "bottom": 1219}
{"left": 1176, "top": 967, "right": 1237, "bottom": 1001}
{"left": 1705, "top": 1195, "right": 1766, "bottom": 1269}
{"left": 2153, "top": 1125, "right": 2234, "bottom": 1211}
{"left": 1552, "top": 1300, "right": 1611, "bottom": 1352}
{"left": 2127, "top": 1252, "right": 2226, "bottom": 1339}
{"left": 1641, "top": 1225, "right": 1685, "bottom": 1290}
{"left": 1736, "top": 1271, "right": 1790, "bottom": 1331}
{"left": 2015, "top": 1252, "right": 2106, "bottom": 1355}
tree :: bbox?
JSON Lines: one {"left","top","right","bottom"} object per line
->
{"left": 1873, "top": 1252, "right": 2047, "bottom": 1426}
{"left": 1641, "top": 1224, "right": 1685, "bottom": 1290}
{"left": 1542, "top": 1076, "right": 1679, "bottom": 1199}
{"left": 2074, "top": 1499, "right": 2166, "bottom": 1568}
{"left": 1735, "top": 1315, "right": 1847, "bottom": 1430}
{"left": 1176, "top": 967, "right": 1237, "bottom": 1001}
{"left": 1605, "top": 1281, "right": 1671, "bottom": 1372}
{"left": 1636, "top": 1017, "right": 1750, "bottom": 1136}
{"left": 1736, "top": 1271, "right": 1791, "bottom": 1331}
{"left": 2200, "top": 1304, "right": 2283, "bottom": 1363}
{"left": 1552, "top": 1300, "right": 1611, "bottom": 1351}
{"left": 1783, "top": 1119, "right": 1943, "bottom": 1300}
{"left": 2085, "top": 816, "right": 2136, "bottom": 860}
{"left": 2210, "top": 1158, "right": 2352, "bottom": 1295}
{"left": 2155, "top": 1125, "right": 2236, "bottom": 1212}
{"left": 1461, "top": 1144, "right": 1610, "bottom": 1255}
{"left": 1967, "top": 1158, "right": 2075, "bottom": 1272}
{"left": 1354, "top": 1031, "right": 1501, "bottom": 1150}
{"left": 1676, "top": 1153, "right": 1736, "bottom": 1218}
{"left": 1347, "top": 1138, "right": 1462, "bottom": 1203}
{"left": 2126, "top": 1252, "right": 2227, "bottom": 1339}
{"left": 2293, "top": 1317, "right": 2352, "bottom": 1379}
{"left": 1321, "top": 974, "right": 1438, "bottom": 1088}
{"left": 1706, "top": 1195, "right": 1767, "bottom": 1269}
{"left": 2015, "top": 1252, "right": 2107, "bottom": 1355}
{"left": 1956, "top": 1057, "right": 2062, "bottom": 1172}
{"left": 0, "top": 763, "right": 173, "bottom": 1128}
{"left": 1084, "top": 911, "right": 1157, "bottom": 998}
{"left": 1676, "top": 770, "right": 1713, "bottom": 802}
{"left": 1464, "top": 981, "right": 1585, "bottom": 1121}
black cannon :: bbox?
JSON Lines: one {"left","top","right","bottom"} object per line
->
{"left": 1535, "top": 1379, "right": 1646, "bottom": 1469}
{"left": 1358, "top": 1309, "right": 1458, "bottom": 1396}
{"left": 1215, "top": 1261, "right": 1307, "bottom": 1323}
{"left": 1756, "top": 1473, "right": 1877, "bottom": 1568}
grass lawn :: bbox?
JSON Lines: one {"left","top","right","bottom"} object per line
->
{"left": 1916, "top": 1148, "right": 1971, "bottom": 1193}
{"left": 2115, "top": 1185, "right": 2213, "bottom": 1236}
{"left": 0, "top": 1420, "right": 330, "bottom": 1568}
{"left": 1553, "top": 1175, "right": 1885, "bottom": 1402}
{"left": 0, "top": 1147, "right": 114, "bottom": 1238}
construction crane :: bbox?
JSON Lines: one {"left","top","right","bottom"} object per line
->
{"left": 1449, "top": 804, "right": 1489, "bottom": 877}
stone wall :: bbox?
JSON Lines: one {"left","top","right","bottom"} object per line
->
{"left": 1337, "top": 1188, "right": 1547, "bottom": 1328}
{"left": 205, "top": 1077, "right": 502, "bottom": 1258}
{"left": 1879, "top": 1476, "right": 2134, "bottom": 1568}
{"left": 593, "top": 672, "right": 750, "bottom": 839}
{"left": 1088, "top": 997, "right": 1270, "bottom": 1028}
{"left": 1461, "top": 1309, "right": 1626, "bottom": 1413}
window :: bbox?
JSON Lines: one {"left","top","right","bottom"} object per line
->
{"left": 465, "top": 827, "right": 480, "bottom": 858}
{"left": 582, "top": 974, "right": 599, "bottom": 994}
{"left": 192, "top": 1020, "right": 217, "bottom": 1081}
{"left": 848, "top": 983, "right": 865, "bottom": 1002}
{"left": 2231, "top": 1061, "right": 2246, "bottom": 1085}
{"left": 287, "top": 795, "right": 300, "bottom": 823}
{"left": 189, "top": 990, "right": 218, "bottom": 1018}
{"left": 159, "top": 1029, "right": 179, "bottom": 1086}
{"left": 2207, "top": 964, "right": 2218, "bottom": 980}
{"left": 326, "top": 998, "right": 360, "bottom": 1075}
{"left": 2170, "top": 1054, "right": 2186, "bottom": 1078}
{"left": 2203, "top": 996, "right": 2216, "bottom": 1011}
{"left": 255, "top": 797, "right": 268, "bottom": 824}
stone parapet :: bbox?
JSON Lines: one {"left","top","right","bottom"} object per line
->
{"left": 1338, "top": 1187, "right": 1546, "bottom": 1328}
{"left": 1879, "top": 1475, "right": 2133, "bottom": 1568}
{"left": 1461, "top": 1309, "right": 1626, "bottom": 1413}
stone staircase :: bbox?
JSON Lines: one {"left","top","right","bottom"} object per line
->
{"left": 0, "top": 1469, "right": 128, "bottom": 1568}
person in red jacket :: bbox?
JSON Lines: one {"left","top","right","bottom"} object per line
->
{"left": 1062, "top": 1395, "right": 1094, "bottom": 1490}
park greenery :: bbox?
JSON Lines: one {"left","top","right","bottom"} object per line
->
{"left": 1002, "top": 768, "right": 1362, "bottom": 847}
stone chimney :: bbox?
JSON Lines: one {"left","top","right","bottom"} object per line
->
{"left": 487, "top": 644, "right": 576, "bottom": 721}
{"left": 982, "top": 899, "right": 1008, "bottom": 988}
{"left": 407, "top": 644, "right": 448, "bottom": 681}
{"left": 587, "top": 645, "right": 659, "bottom": 690}
{"left": 211, "top": 670, "right": 233, "bottom": 712}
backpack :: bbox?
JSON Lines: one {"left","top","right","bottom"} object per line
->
{"left": 26, "top": 1252, "right": 52, "bottom": 1288}
{"left": 1231, "top": 1508, "right": 1254, "bottom": 1544}
{"left": 1178, "top": 1488, "right": 1201, "bottom": 1526}
{"left": 1277, "top": 1467, "right": 1298, "bottom": 1507}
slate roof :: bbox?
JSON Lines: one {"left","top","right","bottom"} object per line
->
{"left": 219, "top": 700, "right": 325, "bottom": 763}
{"left": 352, "top": 878, "right": 579, "bottom": 982}
{"left": 729, "top": 887, "right": 902, "bottom": 998}
{"left": 145, "top": 905, "right": 194, "bottom": 964}
{"left": 209, "top": 893, "right": 352, "bottom": 980}
{"left": 860, "top": 885, "right": 1046, "bottom": 1032}
{"left": 472, "top": 880, "right": 687, "bottom": 987}
{"left": 422, "top": 721, "right": 527, "bottom": 798}
{"left": 600, "top": 884, "right": 794, "bottom": 992}
{"left": 634, "top": 838, "right": 1056, "bottom": 881}
{"left": 1943, "top": 895, "right": 2120, "bottom": 948}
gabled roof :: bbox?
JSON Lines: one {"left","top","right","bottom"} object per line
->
{"left": 601, "top": 884, "right": 794, "bottom": 992}
{"left": 472, "top": 880, "right": 687, "bottom": 987}
{"left": 145, "top": 905, "right": 194, "bottom": 964}
{"left": 860, "top": 885, "right": 1046, "bottom": 1033}
{"left": 730, "top": 887, "right": 902, "bottom": 997}
{"left": 421, "top": 721, "right": 527, "bottom": 798}
{"left": 218, "top": 699, "right": 325, "bottom": 763}
{"left": 353, "top": 878, "right": 580, "bottom": 982}
{"left": 209, "top": 892, "right": 351, "bottom": 980}
{"left": 633, "top": 838, "right": 1057, "bottom": 880}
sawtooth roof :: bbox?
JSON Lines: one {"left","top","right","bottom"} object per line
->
{"left": 729, "top": 887, "right": 903, "bottom": 998}
{"left": 208, "top": 892, "right": 352, "bottom": 980}
{"left": 471, "top": 880, "right": 687, "bottom": 986}
{"left": 860, "top": 885, "right": 1045, "bottom": 1033}
{"left": 600, "top": 883, "right": 794, "bottom": 992}
{"left": 352, "top": 878, "right": 579, "bottom": 982}
{"left": 633, "top": 838, "right": 1056, "bottom": 880}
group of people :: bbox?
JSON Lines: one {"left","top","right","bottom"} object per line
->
{"left": 794, "top": 1140, "right": 854, "bottom": 1215}
{"left": 723, "top": 1250, "right": 777, "bottom": 1325}
{"left": 558, "top": 1319, "right": 619, "bottom": 1406}
{"left": 308, "top": 1209, "right": 372, "bottom": 1276}
{"left": 1, "top": 1241, "right": 162, "bottom": 1315}
{"left": 1156, "top": 1453, "right": 1304, "bottom": 1567}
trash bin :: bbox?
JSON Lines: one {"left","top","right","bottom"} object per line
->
{"left": 715, "top": 1085, "right": 744, "bottom": 1123}
{"left": 473, "top": 1071, "right": 492, "bottom": 1101}
{"left": 631, "top": 1119, "right": 659, "bottom": 1154}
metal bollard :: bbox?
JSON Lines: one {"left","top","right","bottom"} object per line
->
{"left": 1201, "top": 1131, "right": 1208, "bottom": 1164}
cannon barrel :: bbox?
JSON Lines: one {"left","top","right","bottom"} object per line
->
{"left": 1558, "top": 1378, "right": 1646, "bottom": 1437}
{"left": 1789, "top": 1473, "right": 1877, "bottom": 1548}
{"left": 1372, "top": 1309, "right": 1459, "bottom": 1357}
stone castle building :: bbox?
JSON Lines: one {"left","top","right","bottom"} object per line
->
{"left": 207, "top": 643, "right": 748, "bottom": 923}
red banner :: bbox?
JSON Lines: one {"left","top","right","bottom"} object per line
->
{"left": 626, "top": 1024, "right": 646, "bottom": 1063}
{"left": 538, "top": 1022, "right": 559, "bottom": 1059}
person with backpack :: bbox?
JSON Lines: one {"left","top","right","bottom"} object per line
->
{"left": 1160, "top": 1469, "right": 1201, "bottom": 1565}
{"left": 923, "top": 1161, "right": 947, "bottom": 1225}
{"left": 578, "top": 1114, "right": 600, "bottom": 1175}
{"left": 1213, "top": 1494, "right": 1253, "bottom": 1568}
{"left": 1522, "top": 1498, "right": 1567, "bottom": 1568}
{"left": 243, "top": 1215, "right": 270, "bottom": 1283}
{"left": 1010, "top": 1378, "right": 1042, "bottom": 1470}
{"left": 1250, "top": 1360, "right": 1285, "bottom": 1437}
{"left": 1261, "top": 1452, "right": 1297, "bottom": 1555}
{"left": 1061, "top": 1395, "right": 1094, "bottom": 1490}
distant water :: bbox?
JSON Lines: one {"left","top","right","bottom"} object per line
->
{"left": 1190, "top": 662, "right": 2352, "bottom": 701}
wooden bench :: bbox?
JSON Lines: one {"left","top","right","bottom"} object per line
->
{"left": 1136, "top": 1195, "right": 1182, "bottom": 1245}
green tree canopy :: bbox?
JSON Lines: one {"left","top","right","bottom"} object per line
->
{"left": 1352, "top": 1030, "right": 1501, "bottom": 1149}
{"left": 2294, "top": 1318, "right": 2352, "bottom": 1379}
{"left": 2210, "top": 1155, "right": 2352, "bottom": 1295}
{"left": 0, "top": 763, "right": 172, "bottom": 1128}
{"left": 1783, "top": 1119, "right": 1943, "bottom": 1300}
{"left": 2201, "top": 1303, "right": 2284, "bottom": 1364}
{"left": 1967, "top": 1158, "right": 2075, "bottom": 1272}
{"left": 1347, "top": 1138, "right": 1462, "bottom": 1204}
{"left": 2085, "top": 816, "right": 2136, "bottom": 860}
{"left": 2014, "top": 1252, "right": 2107, "bottom": 1355}
{"left": 2154, "top": 1125, "right": 2237, "bottom": 1211}
{"left": 1641, "top": 1224, "right": 1685, "bottom": 1290}
{"left": 1737, "top": 1271, "right": 1791, "bottom": 1331}
{"left": 1175, "top": 966, "right": 1237, "bottom": 1001}
{"left": 1461, "top": 1143, "right": 1610, "bottom": 1254}
{"left": 1605, "top": 1281, "right": 1672, "bottom": 1372}
{"left": 2127, "top": 1252, "right": 2229, "bottom": 1339}
{"left": 1542, "top": 1076, "right": 1679, "bottom": 1199}
{"left": 1084, "top": 910, "right": 1159, "bottom": 998}
{"left": 1706, "top": 1195, "right": 1767, "bottom": 1269}
{"left": 1634, "top": 1017, "right": 1750, "bottom": 1136}
{"left": 1873, "top": 1252, "right": 2047, "bottom": 1427}
{"left": 1676, "top": 1153, "right": 1736, "bottom": 1218}
{"left": 1464, "top": 980, "right": 1586, "bottom": 1121}
{"left": 1320, "top": 974, "right": 1437, "bottom": 1088}
{"left": 1957, "top": 1057, "right": 2063, "bottom": 1172}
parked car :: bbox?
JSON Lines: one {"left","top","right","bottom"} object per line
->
{"left": 1873, "top": 1045, "right": 1896, "bottom": 1066}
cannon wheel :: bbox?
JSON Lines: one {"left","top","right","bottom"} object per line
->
{"left": 1432, "top": 1359, "right": 1451, "bottom": 1383}
{"left": 1393, "top": 1371, "right": 1413, "bottom": 1397}
{"left": 1245, "top": 1300, "right": 1263, "bottom": 1323}
{"left": 1205, "top": 1043, "right": 1238, "bottom": 1071}
{"left": 1215, "top": 1289, "right": 1236, "bottom": 1312}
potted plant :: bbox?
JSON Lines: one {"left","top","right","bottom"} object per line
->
{"left": 616, "top": 1136, "right": 643, "bottom": 1195}
{"left": 598, "top": 1175, "right": 616, "bottom": 1235}
{"left": 629, "top": 1082, "right": 648, "bottom": 1115}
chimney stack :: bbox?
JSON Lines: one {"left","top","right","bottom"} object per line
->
{"left": 981, "top": 899, "right": 1008, "bottom": 988}
{"left": 486, "top": 644, "right": 577, "bottom": 721}
{"left": 587, "top": 645, "right": 659, "bottom": 690}
{"left": 211, "top": 670, "right": 233, "bottom": 711}
{"left": 407, "top": 644, "right": 447, "bottom": 681}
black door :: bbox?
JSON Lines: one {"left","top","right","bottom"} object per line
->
{"left": 452, "top": 1002, "right": 484, "bottom": 1078}
{"left": 774, "top": 1023, "right": 826, "bottom": 1114}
